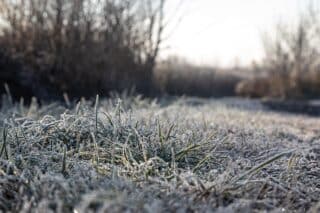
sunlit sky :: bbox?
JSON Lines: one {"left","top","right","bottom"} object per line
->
{"left": 163, "top": 0, "right": 319, "bottom": 67}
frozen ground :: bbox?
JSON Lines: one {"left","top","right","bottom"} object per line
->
{"left": 0, "top": 95, "right": 319, "bottom": 212}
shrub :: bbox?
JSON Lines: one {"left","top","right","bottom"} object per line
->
{"left": 235, "top": 77, "right": 270, "bottom": 98}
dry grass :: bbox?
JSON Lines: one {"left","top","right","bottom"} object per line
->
{"left": 0, "top": 94, "right": 319, "bottom": 212}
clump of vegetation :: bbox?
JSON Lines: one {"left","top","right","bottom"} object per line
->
{"left": 0, "top": 0, "right": 166, "bottom": 99}
{"left": 0, "top": 94, "right": 319, "bottom": 212}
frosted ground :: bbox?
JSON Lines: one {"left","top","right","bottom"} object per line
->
{"left": 0, "top": 95, "right": 319, "bottom": 212}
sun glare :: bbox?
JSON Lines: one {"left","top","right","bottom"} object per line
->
{"left": 163, "top": 0, "right": 318, "bottom": 67}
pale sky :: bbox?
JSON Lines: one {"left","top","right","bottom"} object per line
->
{"left": 163, "top": 0, "right": 319, "bottom": 67}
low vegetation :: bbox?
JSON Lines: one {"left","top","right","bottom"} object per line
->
{"left": 0, "top": 94, "right": 319, "bottom": 212}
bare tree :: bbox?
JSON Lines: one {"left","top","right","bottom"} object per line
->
{"left": 259, "top": 7, "right": 320, "bottom": 98}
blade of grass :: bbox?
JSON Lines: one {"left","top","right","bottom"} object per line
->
{"left": 193, "top": 154, "right": 211, "bottom": 173}
{"left": 134, "top": 128, "right": 148, "bottom": 162}
{"left": 165, "top": 123, "right": 175, "bottom": 141}
{"left": 91, "top": 132, "right": 100, "bottom": 165}
{"left": 102, "top": 112, "right": 114, "bottom": 127}
{"left": 62, "top": 145, "right": 67, "bottom": 174}
{"left": 176, "top": 144, "right": 202, "bottom": 160}
{"left": 0, "top": 128, "right": 9, "bottom": 160}
{"left": 63, "top": 93, "right": 71, "bottom": 108}
{"left": 75, "top": 101, "right": 82, "bottom": 115}
{"left": 94, "top": 94, "right": 99, "bottom": 134}
{"left": 232, "top": 149, "right": 295, "bottom": 184}
{"left": 4, "top": 83, "right": 13, "bottom": 105}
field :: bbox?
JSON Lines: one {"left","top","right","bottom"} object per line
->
{"left": 0, "top": 95, "right": 319, "bottom": 212}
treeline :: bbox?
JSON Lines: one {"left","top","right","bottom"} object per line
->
{"left": 155, "top": 57, "right": 243, "bottom": 97}
{"left": 0, "top": 0, "right": 165, "bottom": 100}
{"left": 236, "top": 7, "right": 320, "bottom": 99}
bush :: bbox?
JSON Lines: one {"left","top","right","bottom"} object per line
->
{"left": 0, "top": 0, "right": 166, "bottom": 99}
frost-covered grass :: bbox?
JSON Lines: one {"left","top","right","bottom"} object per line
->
{"left": 0, "top": 95, "right": 319, "bottom": 212}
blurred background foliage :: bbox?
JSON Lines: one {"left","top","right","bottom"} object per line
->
{"left": 1, "top": 1, "right": 320, "bottom": 101}
{"left": 0, "top": 0, "right": 166, "bottom": 100}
